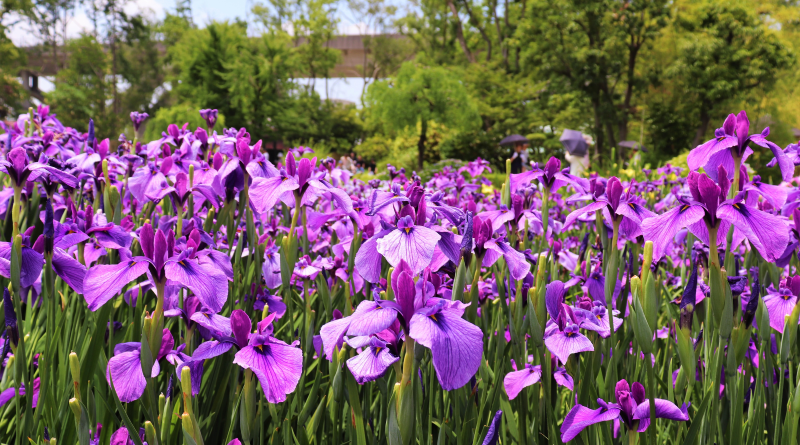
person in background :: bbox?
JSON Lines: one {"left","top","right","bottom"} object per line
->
{"left": 510, "top": 142, "right": 529, "bottom": 174}
{"left": 564, "top": 134, "right": 592, "bottom": 176}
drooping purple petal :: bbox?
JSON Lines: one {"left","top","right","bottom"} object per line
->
{"left": 642, "top": 204, "right": 705, "bottom": 261}
{"left": 83, "top": 258, "right": 151, "bottom": 311}
{"left": 376, "top": 225, "right": 441, "bottom": 276}
{"left": 106, "top": 348, "right": 146, "bottom": 403}
{"left": 250, "top": 176, "right": 300, "bottom": 214}
{"left": 346, "top": 340, "right": 399, "bottom": 384}
{"left": 503, "top": 365, "right": 541, "bottom": 400}
{"left": 354, "top": 228, "right": 394, "bottom": 283}
{"left": 51, "top": 249, "right": 87, "bottom": 293}
{"left": 484, "top": 239, "right": 531, "bottom": 280}
{"left": 165, "top": 256, "right": 227, "bottom": 313}
{"left": 633, "top": 399, "right": 690, "bottom": 422}
{"left": 544, "top": 330, "right": 594, "bottom": 365}
{"left": 717, "top": 199, "right": 789, "bottom": 262}
{"left": 346, "top": 300, "right": 400, "bottom": 336}
{"left": 409, "top": 302, "right": 483, "bottom": 390}
{"left": 232, "top": 340, "right": 303, "bottom": 403}
{"left": 560, "top": 403, "right": 621, "bottom": 443}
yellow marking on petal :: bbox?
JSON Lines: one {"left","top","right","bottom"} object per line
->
{"left": 404, "top": 228, "right": 411, "bottom": 234}
{"left": 681, "top": 205, "right": 689, "bottom": 212}
{"left": 257, "top": 345, "right": 264, "bottom": 352}
{"left": 179, "top": 260, "right": 187, "bottom": 266}
{"left": 733, "top": 203, "right": 741, "bottom": 210}
{"left": 430, "top": 314, "right": 437, "bottom": 321}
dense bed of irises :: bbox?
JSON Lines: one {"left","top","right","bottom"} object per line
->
{"left": 0, "top": 106, "right": 798, "bottom": 445}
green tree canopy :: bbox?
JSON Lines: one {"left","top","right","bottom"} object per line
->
{"left": 366, "top": 62, "right": 480, "bottom": 169}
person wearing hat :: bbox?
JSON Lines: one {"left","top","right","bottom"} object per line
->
{"left": 501, "top": 134, "right": 530, "bottom": 174}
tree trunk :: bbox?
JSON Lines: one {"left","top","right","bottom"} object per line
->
{"left": 418, "top": 119, "right": 427, "bottom": 171}
{"left": 618, "top": 43, "right": 640, "bottom": 142}
{"left": 692, "top": 107, "right": 711, "bottom": 148}
{"left": 593, "top": 101, "right": 604, "bottom": 166}
{"left": 447, "top": 0, "right": 474, "bottom": 63}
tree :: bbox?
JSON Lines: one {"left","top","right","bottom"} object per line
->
{"left": 667, "top": 2, "right": 795, "bottom": 146}
{"left": 366, "top": 62, "right": 480, "bottom": 170}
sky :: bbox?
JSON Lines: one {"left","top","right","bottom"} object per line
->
{"left": 5, "top": 0, "right": 373, "bottom": 104}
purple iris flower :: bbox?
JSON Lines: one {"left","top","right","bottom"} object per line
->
{"left": 688, "top": 110, "right": 792, "bottom": 182}
{"left": 355, "top": 215, "right": 441, "bottom": 282}
{"left": 144, "top": 171, "right": 220, "bottom": 210}
{"left": 199, "top": 109, "right": 218, "bottom": 130}
{"left": 510, "top": 157, "right": 587, "bottom": 194}
{"left": 128, "top": 158, "right": 173, "bottom": 203}
{"left": 321, "top": 260, "right": 483, "bottom": 390}
{"left": 762, "top": 277, "right": 800, "bottom": 333}
{"left": 83, "top": 224, "right": 229, "bottom": 312}
{"left": 106, "top": 329, "right": 174, "bottom": 402}
{"left": 0, "top": 147, "right": 79, "bottom": 189}
{"left": 542, "top": 282, "right": 594, "bottom": 364}
{"left": 643, "top": 169, "right": 789, "bottom": 262}
{"left": 345, "top": 329, "right": 401, "bottom": 384}
{"left": 560, "top": 379, "right": 689, "bottom": 442}
{"left": 504, "top": 355, "right": 574, "bottom": 400}
{"left": 250, "top": 152, "right": 353, "bottom": 216}
{"left": 129, "top": 112, "right": 149, "bottom": 133}
{"left": 458, "top": 157, "right": 492, "bottom": 177}
{"left": 564, "top": 177, "right": 654, "bottom": 238}
{"left": 261, "top": 239, "right": 282, "bottom": 289}
{"left": 231, "top": 311, "right": 303, "bottom": 403}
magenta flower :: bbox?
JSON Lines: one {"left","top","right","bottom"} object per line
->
{"left": 688, "top": 110, "right": 792, "bottom": 182}
{"left": 560, "top": 380, "right": 689, "bottom": 442}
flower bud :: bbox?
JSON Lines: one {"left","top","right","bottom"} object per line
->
{"left": 144, "top": 421, "right": 157, "bottom": 445}
{"left": 641, "top": 241, "right": 653, "bottom": 287}
{"left": 68, "top": 398, "right": 81, "bottom": 422}
{"left": 181, "top": 366, "right": 194, "bottom": 416}
{"left": 69, "top": 351, "right": 81, "bottom": 401}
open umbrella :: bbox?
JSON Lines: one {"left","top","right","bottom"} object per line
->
{"left": 560, "top": 130, "right": 587, "bottom": 157}
{"left": 618, "top": 140, "right": 648, "bottom": 153}
{"left": 500, "top": 134, "right": 529, "bottom": 146}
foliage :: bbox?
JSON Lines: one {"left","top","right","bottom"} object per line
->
{"left": 366, "top": 62, "right": 480, "bottom": 169}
